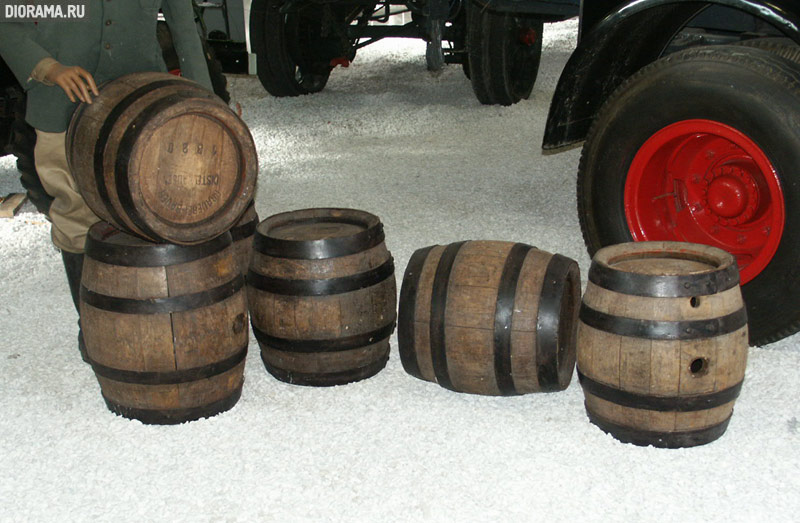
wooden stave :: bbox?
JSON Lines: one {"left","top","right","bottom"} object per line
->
{"left": 397, "top": 240, "right": 581, "bottom": 396}
{"left": 80, "top": 222, "right": 248, "bottom": 424}
{"left": 67, "top": 72, "right": 257, "bottom": 245}
{"left": 230, "top": 202, "right": 259, "bottom": 278}
{"left": 577, "top": 241, "right": 749, "bottom": 447}
{"left": 247, "top": 209, "right": 397, "bottom": 386}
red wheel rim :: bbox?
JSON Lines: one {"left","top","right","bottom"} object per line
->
{"left": 625, "top": 119, "right": 785, "bottom": 284}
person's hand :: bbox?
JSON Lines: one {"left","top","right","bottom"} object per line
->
{"left": 44, "top": 62, "right": 99, "bottom": 104}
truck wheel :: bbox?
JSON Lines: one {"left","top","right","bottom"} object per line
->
{"left": 735, "top": 37, "right": 800, "bottom": 63}
{"left": 9, "top": 91, "right": 53, "bottom": 216}
{"left": 466, "top": 2, "right": 543, "bottom": 105}
{"left": 577, "top": 46, "right": 800, "bottom": 346}
{"left": 156, "top": 21, "right": 230, "bottom": 103}
{"left": 250, "top": 0, "right": 332, "bottom": 97}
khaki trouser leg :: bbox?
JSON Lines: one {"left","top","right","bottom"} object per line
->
{"left": 34, "top": 130, "right": 100, "bottom": 253}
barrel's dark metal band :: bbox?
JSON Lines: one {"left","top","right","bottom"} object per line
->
{"left": 397, "top": 246, "right": 435, "bottom": 380}
{"left": 254, "top": 220, "right": 384, "bottom": 260}
{"left": 116, "top": 91, "right": 212, "bottom": 241}
{"left": 429, "top": 241, "right": 467, "bottom": 392}
{"left": 579, "top": 304, "right": 748, "bottom": 340}
{"left": 588, "top": 260, "right": 740, "bottom": 298}
{"left": 93, "top": 79, "right": 187, "bottom": 232}
{"left": 89, "top": 344, "right": 247, "bottom": 385}
{"left": 230, "top": 217, "right": 257, "bottom": 242}
{"left": 585, "top": 407, "right": 733, "bottom": 448}
{"left": 493, "top": 243, "right": 532, "bottom": 396}
{"left": 260, "top": 349, "right": 389, "bottom": 387}
{"left": 252, "top": 321, "right": 395, "bottom": 353}
{"left": 85, "top": 229, "right": 232, "bottom": 267}
{"left": 81, "top": 274, "right": 244, "bottom": 314}
{"left": 536, "top": 253, "right": 579, "bottom": 392}
{"left": 577, "top": 370, "right": 743, "bottom": 412}
{"left": 247, "top": 258, "right": 394, "bottom": 296}
{"left": 102, "top": 383, "right": 243, "bottom": 425}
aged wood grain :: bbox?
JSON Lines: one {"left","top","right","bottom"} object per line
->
{"left": 67, "top": 72, "right": 257, "bottom": 245}
{"left": 577, "top": 241, "right": 749, "bottom": 448}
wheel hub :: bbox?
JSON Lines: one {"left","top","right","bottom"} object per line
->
{"left": 625, "top": 119, "right": 785, "bottom": 284}
{"left": 702, "top": 165, "right": 759, "bottom": 224}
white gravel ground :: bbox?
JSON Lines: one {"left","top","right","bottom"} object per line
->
{"left": 1, "top": 19, "right": 798, "bottom": 522}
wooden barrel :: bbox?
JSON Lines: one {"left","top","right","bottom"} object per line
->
{"left": 577, "top": 241, "right": 748, "bottom": 448}
{"left": 230, "top": 202, "right": 259, "bottom": 277}
{"left": 66, "top": 72, "right": 257, "bottom": 245}
{"left": 248, "top": 208, "right": 397, "bottom": 386}
{"left": 80, "top": 222, "right": 248, "bottom": 424}
{"left": 397, "top": 240, "right": 581, "bottom": 395}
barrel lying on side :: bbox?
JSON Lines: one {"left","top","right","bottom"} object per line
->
{"left": 398, "top": 240, "right": 581, "bottom": 395}
{"left": 80, "top": 223, "right": 248, "bottom": 424}
{"left": 67, "top": 72, "right": 257, "bottom": 245}
{"left": 577, "top": 241, "right": 748, "bottom": 448}
{"left": 248, "top": 208, "right": 396, "bottom": 386}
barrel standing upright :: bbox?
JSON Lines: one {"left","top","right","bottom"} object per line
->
{"left": 248, "top": 208, "right": 397, "bottom": 386}
{"left": 577, "top": 241, "right": 749, "bottom": 448}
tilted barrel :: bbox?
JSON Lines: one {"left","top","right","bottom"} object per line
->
{"left": 397, "top": 240, "right": 581, "bottom": 395}
{"left": 80, "top": 222, "right": 248, "bottom": 424}
{"left": 67, "top": 72, "right": 257, "bottom": 244}
{"left": 248, "top": 208, "right": 396, "bottom": 386}
{"left": 577, "top": 241, "right": 748, "bottom": 448}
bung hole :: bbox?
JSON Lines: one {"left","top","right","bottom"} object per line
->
{"left": 690, "top": 296, "right": 701, "bottom": 308}
{"left": 690, "top": 357, "right": 709, "bottom": 376}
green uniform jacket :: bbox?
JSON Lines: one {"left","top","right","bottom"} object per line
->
{"left": 0, "top": 0, "right": 213, "bottom": 132}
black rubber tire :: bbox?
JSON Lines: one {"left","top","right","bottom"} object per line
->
{"left": 577, "top": 46, "right": 800, "bottom": 346}
{"left": 250, "top": 0, "right": 333, "bottom": 97}
{"left": 156, "top": 21, "right": 230, "bottom": 103}
{"left": 735, "top": 37, "right": 800, "bottom": 63}
{"left": 9, "top": 90, "right": 53, "bottom": 216}
{"left": 466, "top": 2, "right": 543, "bottom": 106}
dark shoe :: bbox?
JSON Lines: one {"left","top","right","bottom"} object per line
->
{"left": 61, "top": 251, "right": 88, "bottom": 362}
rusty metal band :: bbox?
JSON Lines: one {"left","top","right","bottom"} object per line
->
{"left": 579, "top": 304, "right": 748, "bottom": 340}
{"left": 247, "top": 258, "right": 394, "bottom": 296}
{"left": 493, "top": 243, "right": 532, "bottom": 396}
{"left": 260, "top": 349, "right": 389, "bottom": 387}
{"left": 102, "top": 383, "right": 243, "bottom": 425}
{"left": 578, "top": 370, "right": 743, "bottom": 412}
{"left": 536, "top": 253, "right": 579, "bottom": 392}
{"left": 230, "top": 216, "right": 258, "bottom": 242}
{"left": 89, "top": 344, "right": 247, "bottom": 385}
{"left": 254, "top": 219, "right": 385, "bottom": 260}
{"left": 252, "top": 321, "right": 395, "bottom": 353}
{"left": 397, "top": 246, "right": 435, "bottom": 381}
{"left": 429, "top": 241, "right": 467, "bottom": 392}
{"left": 80, "top": 274, "right": 244, "bottom": 314}
{"left": 585, "top": 408, "right": 733, "bottom": 448}
{"left": 588, "top": 260, "right": 740, "bottom": 297}
{"left": 85, "top": 228, "right": 232, "bottom": 267}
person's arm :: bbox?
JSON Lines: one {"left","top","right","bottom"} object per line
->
{"left": 0, "top": 22, "right": 53, "bottom": 86}
{"left": 161, "top": 0, "right": 213, "bottom": 91}
{"left": 0, "top": 21, "right": 98, "bottom": 103}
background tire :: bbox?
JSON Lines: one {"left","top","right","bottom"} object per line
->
{"left": 250, "top": 0, "right": 334, "bottom": 97}
{"left": 466, "top": 2, "right": 543, "bottom": 105}
{"left": 9, "top": 89, "right": 53, "bottom": 216}
{"left": 156, "top": 20, "right": 230, "bottom": 103}
{"left": 577, "top": 46, "right": 800, "bottom": 346}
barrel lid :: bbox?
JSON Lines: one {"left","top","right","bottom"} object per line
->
{"left": 589, "top": 241, "right": 740, "bottom": 297}
{"left": 253, "top": 208, "right": 385, "bottom": 259}
{"left": 85, "top": 221, "right": 232, "bottom": 267}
